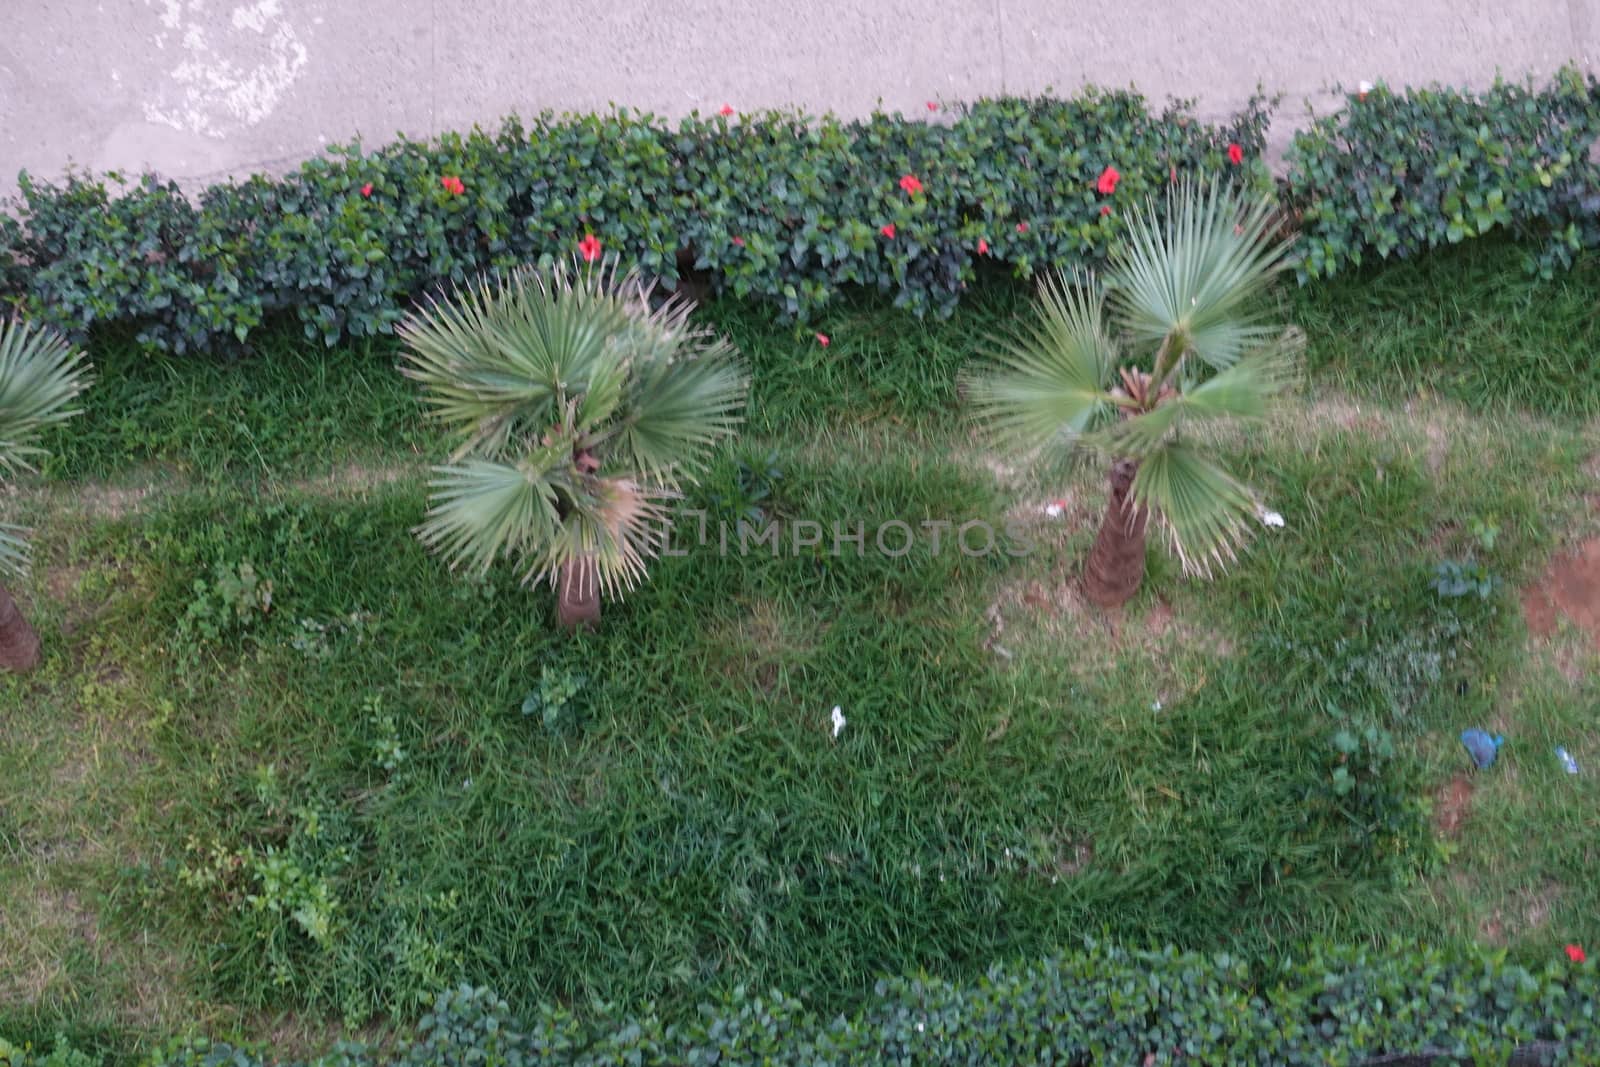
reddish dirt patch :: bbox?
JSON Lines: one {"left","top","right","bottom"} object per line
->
{"left": 1433, "top": 773, "right": 1475, "bottom": 839}
{"left": 1522, "top": 538, "right": 1600, "bottom": 646}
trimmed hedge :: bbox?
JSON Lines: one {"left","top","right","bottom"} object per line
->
{"left": 0, "top": 90, "right": 1271, "bottom": 354}
{"left": 4, "top": 943, "right": 1597, "bottom": 1066}
{"left": 9, "top": 73, "right": 1600, "bottom": 358}
{"left": 1285, "top": 69, "right": 1600, "bottom": 281}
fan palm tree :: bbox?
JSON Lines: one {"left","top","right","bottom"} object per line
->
{"left": 1, "top": 318, "right": 92, "bottom": 672}
{"left": 400, "top": 260, "right": 748, "bottom": 627}
{"left": 965, "top": 179, "right": 1298, "bottom": 607}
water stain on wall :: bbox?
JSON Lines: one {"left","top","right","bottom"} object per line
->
{"left": 140, "top": 0, "right": 310, "bottom": 137}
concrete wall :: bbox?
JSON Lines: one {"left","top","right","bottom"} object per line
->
{"left": 3, "top": 0, "right": 1596, "bottom": 195}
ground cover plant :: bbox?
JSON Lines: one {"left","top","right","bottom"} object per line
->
{"left": 2, "top": 226, "right": 1599, "bottom": 1063}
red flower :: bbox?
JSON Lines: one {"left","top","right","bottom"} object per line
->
{"left": 720, "top": 104, "right": 735, "bottom": 117}
{"left": 977, "top": 238, "right": 989, "bottom": 255}
{"left": 815, "top": 332, "right": 830, "bottom": 347}
{"left": 360, "top": 182, "right": 373, "bottom": 198}
{"left": 1015, "top": 221, "right": 1029, "bottom": 234}
{"left": 880, "top": 223, "right": 897, "bottom": 239}
{"left": 731, "top": 235, "right": 745, "bottom": 247}
{"left": 577, "top": 233, "right": 602, "bottom": 262}
{"left": 926, "top": 100, "right": 939, "bottom": 111}
{"left": 1096, "top": 166, "right": 1120, "bottom": 195}
{"left": 441, "top": 175, "right": 465, "bottom": 196}
{"left": 1567, "top": 944, "right": 1587, "bottom": 964}
{"left": 899, "top": 174, "right": 924, "bottom": 196}
{"left": 1227, "top": 143, "right": 1244, "bottom": 165}
{"left": 1100, "top": 205, "right": 1112, "bottom": 216}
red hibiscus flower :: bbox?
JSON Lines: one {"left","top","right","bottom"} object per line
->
{"left": 977, "top": 238, "right": 989, "bottom": 255}
{"left": 880, "top": 223, "right": 897, "bottom": 239}
{"left": 360, "top": 183, "right": 373, "bottom": 198}
{"left": 899, "top": 174, "right": 924, "bottom": 196}
{"left": 731, "top": 236, "right": 745, "bottom": 247}
{"left": 1567, "top": 944, "right": 1587, "bottom": 964}
{"left": 1015, "top": 222, "right": 1029, "bottom": 234}
{"left": 577, "top": 234, "right": 602, "bottom": 262}
{"left": 1096, "top": 166, "right": 1120, "bottom": 196}
{"left": 815, "top": 332, "right": 830, "bottom": 347}
{"left": 441, "top": 175, "right": 465, "bottom": 196}
{"left": 720, "top": 104, "right": 735, "bottom": 117}
{"left": 1227, "top": 143, "right": 1244, "bottom": 165}
{"left": 1100, "top": 205, "right": 1112, "bottom": 216}
{"left": 926, "top": 101, "right": 938, "bottom": 111}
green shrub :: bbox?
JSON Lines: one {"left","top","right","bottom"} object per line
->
{"left": 0, "top": 91, "right": 1271, "bottom": 354}
{"left": 1285, "top": 69, "right": 1600, "bottom": 281}
{"left": 5, "top": 943, "right": 1594, "bottom": 1066}
{"left": 13, "top": 73, "right": 1600, "bottom": 358}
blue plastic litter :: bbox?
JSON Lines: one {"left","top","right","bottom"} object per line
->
{"left": 1460, "top": 728, "right": 1504, "bottom": 770}
{"left": 1556, "top": 747, "right": 1580, "bottom": 775}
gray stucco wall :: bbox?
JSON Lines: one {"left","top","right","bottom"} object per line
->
{"left": 3, "top": 0, "right": 1596, "bottom": 194}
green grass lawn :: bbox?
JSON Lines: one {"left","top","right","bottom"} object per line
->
{"left": 3, "top": 240, "right": 1599, "bottom": 1058}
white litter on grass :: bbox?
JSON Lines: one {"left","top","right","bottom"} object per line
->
{"left": 1044, "top": 498, "right": 1069, "bottom": 518}
{"left": 1151, "top": 700, "right": 1163, "bottom": 712}
{"left": 830, "top": 705, "right": 847, "bottom": 738}
{"left": 1258, "top": 508, "right": 1285, "bottom": 529}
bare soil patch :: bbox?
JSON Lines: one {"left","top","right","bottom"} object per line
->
{"left": 1522, "top": 537, "right": 1600, "bottom": 649}
{"left": 1433, "top": 772, "right": 1475, "bottom": 839}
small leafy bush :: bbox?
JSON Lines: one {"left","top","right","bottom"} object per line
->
{"left": 177, "top": 561, "right": 273, "bottom": 650}
{"left": 1285, "top": 68, "right": 1600, "bottom": 280}
{"left": 520, "top": 665, "right": 587, "bottom": 731}
{"left": 6, "top": 943, "right": 1594, "bottom": 1066}
{"left": 1432, "top": 559, "right": 1498, "bottom": 600}
{"left": 1, "top": 91, "right": 1271, "bottom": 354}
{"left": 702, "top": 446, "right": 785, "bottom": 526}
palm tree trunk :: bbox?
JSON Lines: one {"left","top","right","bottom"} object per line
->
{"left": 1082, "top": 459, "right": 1149, "bottom": 609}
{"left": 0, "top": 583, "right": 42, "bottom": 673}
{"left": 556, "top": 556, "right": 601, "bottom": 629}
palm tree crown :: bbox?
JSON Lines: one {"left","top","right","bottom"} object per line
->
{"left": 967, "top": 179, "right": 1299, "bottom": 577}
{"left": 0, "top": 318, "right": 92, "bottom": 577}
{"left": 400, "top": 261, "right": 748, "bottom": 600}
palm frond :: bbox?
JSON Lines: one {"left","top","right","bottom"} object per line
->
{"left": 1178, "top": 330, "right": 1303, "bottom": 419}
{"left": 1130, "top": 443, "right": 1260, "bottom": 577}
{"left": 415, "top": 452, "right": 566, "bottom": 575}
{"left": 0, "top": 522, "right": 30, "bottom": 579}
{"left": 398, "top": 262, "right": 635, "bottom": 457}
{"left": 1094, "top": 332, "right": 1302, "bottom": 456}
{"left": 1109, "top": 178, "right": 1295, "bottom": 373}
{"left": 1087, "top": 401, "right": 1186, "bottom": 458}
{"left": 524, "top": 476, "right": 673, "bottom": 599}
{"left": 0, "top": 317, "right": 93, "bottom": 476}
{"left": 962, "top": 270, "right": 1119, "bottom": 470}
{"left": 601, "top": 281, "right": 748, "bottom": 485}
{"left": 618, "top": 355, "right": 749, "bottom": 488}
